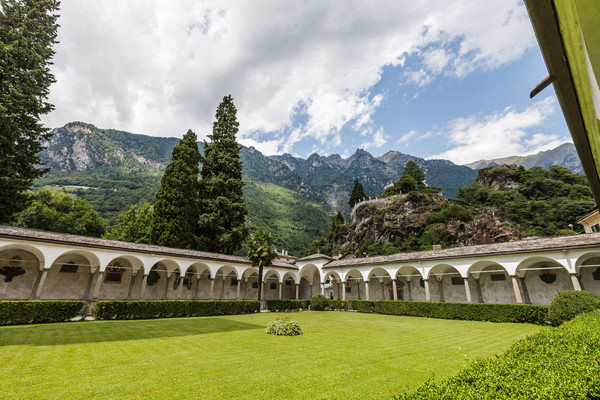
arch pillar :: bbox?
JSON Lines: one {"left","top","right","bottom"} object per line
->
{"left": 510, "top": 275, "right": 523, "bottom": 304}
{"left": 279, "top": 282, "right": 283, "bottom": 299}
{"left": 92, "top": 271, "right": 105, "bottom": 299}
{"left": 364, "top": 281, "right": 370, "bottom": 301}
{"left": 82, "top": 269, "right": 97, "bottom": 300}
{"left": 209, "top": 278, "right": 215, "bottom": 300}
{"left": 392, "top": 279, "right": 398, "bottom": 300}
{"left": 295, "top": 283, "right": 299, "bottom": 299}
{"left": 570, "top": 273, "right": 582, "bottom": 291}
{"left": 321, "top": 282, "right": 325, "bottom": 296}
{"left": 30, "top": 268, "right": 48, "bottom": 300}
{"left": 424, "top": 279, "right": 430, "bottom": 302}
{"left": 177, "top": 275, "right": 185, "bottom": 299}
{"left": 342, "top": 281, "right": 346, "bottom": 301}
{"left": 194, "top": 276, "right": 201, "bottom": 299}
{"left": 126, "top": 270, "right": 138, "bottom": 299}
{"left": 236, "top": 279, "right": 242, "bottom": 300}
{"left": 139, "top": 274, "right": 148, "bottom": 299}
{"left": 463, "top": 277, "right": 472, "bottom": 303}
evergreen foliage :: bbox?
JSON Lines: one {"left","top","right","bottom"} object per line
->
{"left": 12, "top": 189, "right": 107, "bottom": 237}
{"left": 348, "top": 179, "right": 366, "bottom": 208}
{"left": 198, "top": 95, "right": 248, "bottom": 254}
{"left": 266, "top": 316, "right": 303, "bottom": 336}
{"left": 0, "top": 300, "right": 87, "bottom": 325}
{"left": 246, "top": 230, "right": 278, "bottom": 302}
{"left": 150, "top": 130, "right": 201, "bottom": 249}
{"left": 103, "top": 202, "right": 153, "bottom": 244}
{"left": 0, "top": 0, "right": 60, "bottom": 223}
{"left": 402, "top": 160, "right": 426, "bottom": 184}
{"left": 548, "top": 290, "right": 600, "bottom": 326}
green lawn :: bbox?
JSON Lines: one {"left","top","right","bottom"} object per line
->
{"left": 0, "top": 311, "right": 544, "bottom": 400}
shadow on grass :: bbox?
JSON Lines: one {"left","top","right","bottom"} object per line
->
{"left": 0, "top": 317, "right": 263, "bottom": 346}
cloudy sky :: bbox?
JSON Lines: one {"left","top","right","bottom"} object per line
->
{"left": 43, "top": 0, "right": 572, "bottom": 165}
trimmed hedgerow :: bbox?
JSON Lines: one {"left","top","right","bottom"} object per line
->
{"left": 265, "top": 299, "right": 310, "bottom": 312}
{"left": 393, "top": 310, "right": 600, "bottom": 399}
{"left": 351, "top": 300, "right": 548, "bottom": 324}
{"left": 326, "top": 300, "right": 351, "bottom": 310}
{"left": 92, "top": 300, "right": 259, "bottom": 320}
{"left": 266, "top": 316, "right": 303, "bottom": 336}
{"left": 548, "top": 290, "right": 600, "bottom": 326}
{"left": 0, "top": 300, "right": 87, "bottom": 325}
{"left": 310, "top": 294, "right": 328, "bottom": 310}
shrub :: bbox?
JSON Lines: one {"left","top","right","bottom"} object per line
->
{"left": 266, "top": 316, "right": 303, "bottom": 336}
{"left": 351, "top": 300, "right": 548, "bottom": 324}
{"left": 393, "top": 310, "right": 600, "bottom": 399}
{"left": 265, "top": 299, "right": 310, "bottom": 312}
{"left": 92, "top": 300, "right": 259, "bottom": 320}
{"left": 0, "top": 301, "right": 87, "bottom": 325}
{"left": 310, "top": 294, "right": 328, "bottom": 311}
{"left": 548, "top": 290, "right": 600, "bottom": 326}
{"left": 326, "top": 300, "right": 351, "bottom": 311}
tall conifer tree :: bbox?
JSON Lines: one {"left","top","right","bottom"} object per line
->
{"left": 150, "top": 130, "right": 201, "bottom": 249}
{"left": 348, "top": 179, "right": 366, "bottom": 208}
{"left": 198, "top": 95, "right": 248, "bottom": 254}
{"left": 0, "top": 0, "right": 60, "bottom": 223}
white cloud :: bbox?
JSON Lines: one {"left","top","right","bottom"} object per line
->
{"left": 397, "top": 130, "right": 418, "bottom": 145}
{"left": 42, "top": 0, "right": 536, "bottom": 155}
{"left": 360, "top": 127, "right": 388, "bottom": 150}
{"left": 427, "top": 97, "right": 568, "bottom": 164}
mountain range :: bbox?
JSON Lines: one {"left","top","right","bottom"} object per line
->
{"left": 34, "top": 122, "right": 583, "bottom": 256}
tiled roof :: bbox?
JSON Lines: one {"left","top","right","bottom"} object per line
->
{"left": 297, "top": 253, "right": 334, "bottom": 262}
{"left": 0, "top": 226, "right": 297, "bottom": 270}
{"left": 324, "top": 233, "right": 600, "bottom": 269}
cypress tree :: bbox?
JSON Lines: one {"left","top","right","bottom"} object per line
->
{"left": 348, "top": 179, "right": 366, "bottom": 208}
{"left": 403, "top": 161, "right": 426, "bottom": 185}
{"left": 0, "top": 0, "right": 60, "bottom": 223}
{"left": 150, "top": 129, "right": 201, "bottom": 249}
{"left": 198, "top": 95, "right": 248, "bottom": 254}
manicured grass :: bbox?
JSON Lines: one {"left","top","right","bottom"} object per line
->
{"left": 0, "top": 311, "right": 544, "bottom": 399}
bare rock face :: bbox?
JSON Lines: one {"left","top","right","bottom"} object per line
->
{"left": 331, "top": 192, "right": 520, "bottom": 253}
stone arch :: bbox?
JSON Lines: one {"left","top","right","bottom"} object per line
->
{"left": 516, "top": 256, "right": 572, "bottom": 305}
{"left": 323, "top": 271, "right": 342, "bottom": 300}
{"left": 299, "top": 264, "right": 321, "bottom": 299}
{"left": 281, "top": 271, "right": 297, "bottom": 299}
{"left": 342, "top": 269, "right": 365, "bottom": 301}
{"left": 41, "top": 250, "right": 101, "bottom": 300}
{"left": 263, "top": 270, "right": 281, "bottom": 300}
{"left": 186, "top": 262, "right": 211, "bottom": 300}
{"left": 367, "top": 268, "right": 392, "bottom": 301}
{"left": 0, "top": 245, "right": 44, "bottom": 299}
{"left": 241, "top": 269, "right": 259, "bottom": 300}
{"left": 214, "top": 265, "right": 239, "bottom": 300}
{"left": 468, "top": 261, "right": 513, "bottom": 304}
{"left": 144, "top": 262, "right": 169, "bottom": 300}
{"left": 575, "top": 251, "right": 600, "bottom": 296}
{"left": 98, "top": 255, "right": 144, "bottom": 300}
{"left": 395, "top": 266, "right": 424, "bottom": 301}
{"left": 427, "top": 264, "right": 465, "bottom": 303}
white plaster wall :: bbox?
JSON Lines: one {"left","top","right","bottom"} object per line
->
{"left": 404, "top": 279, "right": 426, "bottom": 301}
{"left": 0, "top": 249, "right": 39, "bottom": 299}
{"left": 524, "top": 269, "right": 573, "bottom": 305}
{"left": 579, "top": 267, "right": 600, "bottom": 296}
{"left": 282, "top": 281, "right": 295, "bottom": 299}
{"left": 41, "top": 258, "right": 91, "bottom": 300}
{"left": 441, "top": 276, "right": 468, "bottom": 303}
{"left": 476, "top": 273, "right": 515, "bottom": 304}
{"left": 144, "top": 270, "right": 168, "bottom": 299}
{"left": 196, "top": 277, "right": 211, "bottom": 299}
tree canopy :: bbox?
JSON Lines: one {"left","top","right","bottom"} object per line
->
{"left": 348, "top": 179, "right": 366, "bottom": 208}
{"left": 0, "top": 0, "right": 60, "bottom": 223}
{"left": 402, "top": 161, "right": 426, "bottom": 185}
{"left": 151, "top": 130, "right": 201, "bottom": 249}
{"left": 13, "top": 189, "right": 107, "bottom": 237}
{"left": 198, "top": 95, "right": 248, "bottom": 254}
{"left": 103, "top": 202, "right": 153, "bottom": 244}
{"left": 246, "top": 230, "right": 278, "bottom": 302}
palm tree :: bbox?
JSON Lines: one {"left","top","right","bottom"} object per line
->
{"left": 246, "top": 230, "right": 278, "bottom": 303}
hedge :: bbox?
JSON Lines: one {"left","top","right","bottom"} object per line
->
{"left": 393, "top": 310, "right": 600, "bottom": 399}
{"left": 0, "top": 300, "right": 87, "bottom": 325}
{"left": 351, "top": 300, "right": 548, "bottom": 324}
{"left": 265, "top": 299, "right": 310, "bottom": 312}
{"left": 548, "top": 290, "right": 600, "bottom": 326}
{"left": 92, "top": 300, "right": 259, "bottom": 320}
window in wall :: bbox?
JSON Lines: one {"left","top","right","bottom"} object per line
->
{"left": 60, "top": 262, "right": 78, "bottom": 273}
{"left": 593, "top": 268, "right": 600, "bottom": 280}
{"left": 345, "top": 286, "right": 351, "bottom": 293}
{"left": 285, "top": 280, "right": 291, "bottom": 286}
{"left": 270, "top": 282, "right": 277, "bottom": 290}
{"left": 105, "top": 267, "right": 124, "bottom": 283}
{"left": 231, "top": 278, "right": 238, "bottom": 285}
{"left": 491, "top": 274, "right": 506, "bottom": 281}
{"left": 252, "top": 282, "right": 258, "bottom": 289}
{"left": 593, "top": 224, "right": 600, "bottom": 233}
{"left": 451, "top": 277, "right": 463, "bottom": 285}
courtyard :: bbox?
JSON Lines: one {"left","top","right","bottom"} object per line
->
{"left": 0, "top": 311, "right": 543, "bottom": 399}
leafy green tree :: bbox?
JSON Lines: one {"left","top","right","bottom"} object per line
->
{"left": 151, "top": 130, "right": 201, "bottom": 249}
{"left": 246, "top": 230, "right": 278, "bottom": 303}
{"left": 198, "top": 95, "right": 248, "bottom": 254}
{"left": 330, "top": 211, "right": 344, "bottom": 234}
{"left": 103, "top": 203, "right": 153, "bottom": 244}
{"left": 13, "top": 189, "right": 107, "bottom": 237}
{"left": 402, "top": 161, "right": 426, "bottom": 185}
{"left": 0, "top": 0, "right": 60, "bottom": 223}
{"left": 348, "top": 179, "right": 366, "bottom": 208}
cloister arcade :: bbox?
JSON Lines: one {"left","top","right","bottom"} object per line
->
{"left": 2, "top": 226, "right": 600, "bottom": 306}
